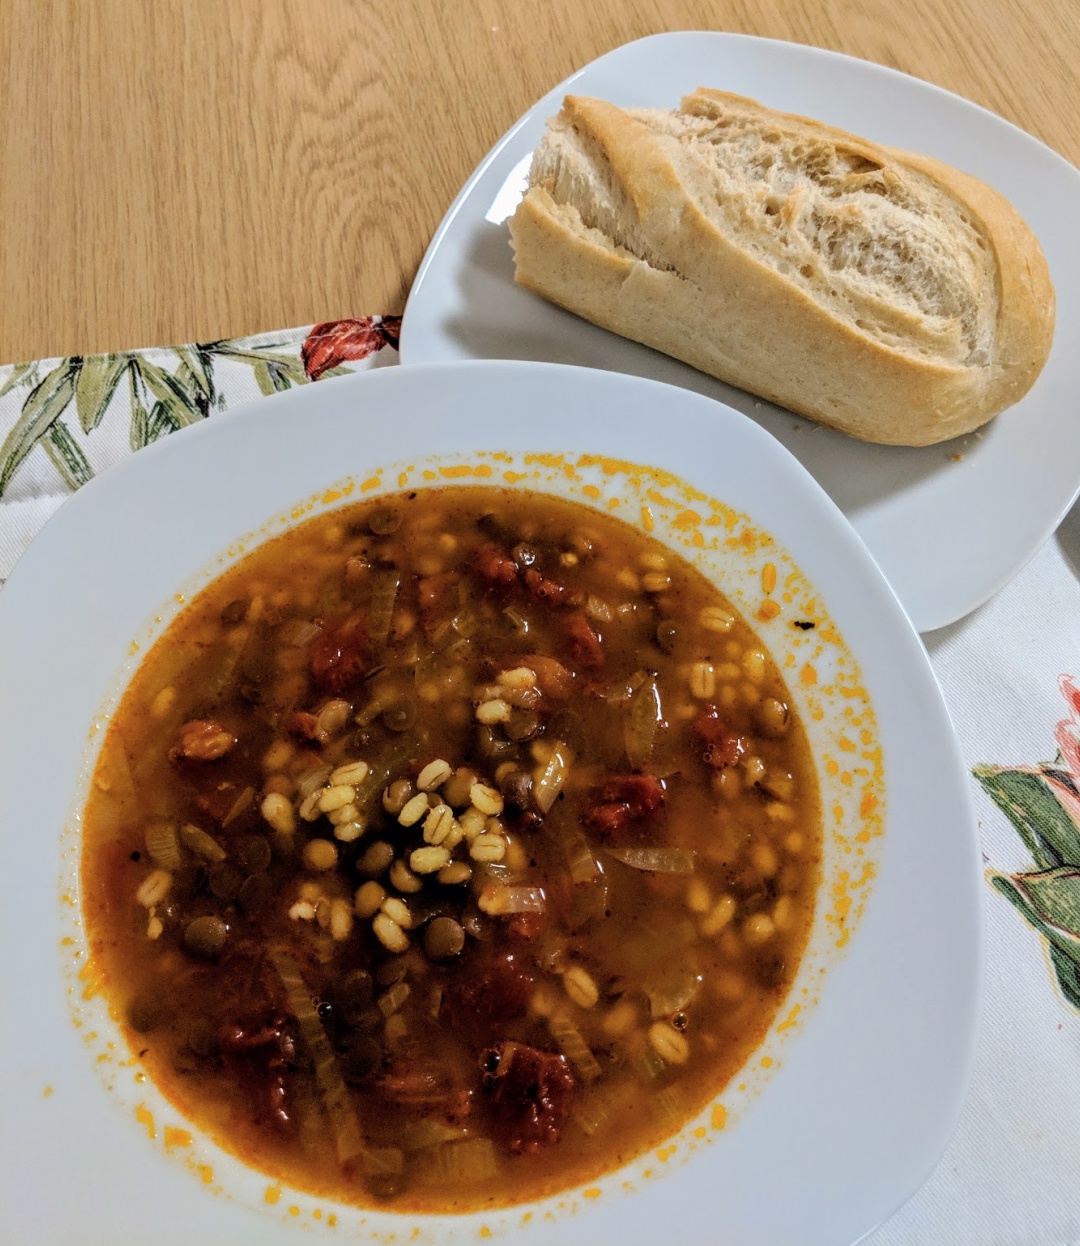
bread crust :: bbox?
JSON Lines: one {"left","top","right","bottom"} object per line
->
{"left": 508, "top": 91, "right": 1055, "bottom": 446}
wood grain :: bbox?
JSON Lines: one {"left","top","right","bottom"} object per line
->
{"left": 0, "top": 0, "right": 1077, "bottom": 362}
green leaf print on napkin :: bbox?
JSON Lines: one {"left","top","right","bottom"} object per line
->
{"left": 0, "top": 360, "right": 80, "bottom": 499}
{"left": 978, "top": 674, "right": 1080, "bottom": 1009}
{"left": 43, "top": 419, "right": 94, "bottom": 490}
{"left": 74, "top": 355, "right": 129, "bottom": 434}
{"left": 1013, "top": 866, "right": 1080, "bottom": 939}
{"left": 1049, "top": 945, "right": 1080, "bottom": 1011}
{"left": 0, "top": 318, "right": 402, "bottom": 503}
{"left": 975, "top": 766, "right": 1080, "bottom": 868}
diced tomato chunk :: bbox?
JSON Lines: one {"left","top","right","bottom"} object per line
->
{"left": 310, "top": 611, "right": 369, "bottom": 694}
{"left": 219, "top": 1012, "right": 294, "bottom": 1131}
{"left": 195, "top": 782, "right": 245, "bottom": 825}
{"left": 566, "top": 612, "right": 604, "bottom": 669}
{"left": 581, "top": 773, "right": 665, "bottom": 839}
{"left": 596, "top": 774, "right": 666, "bottom": 815}
{"left": 692, "top": 706, "right": 747, "bottom": 769}
{"left": 523, "top": 567, "right": 567, "bottom": 603}
{"left": 521, "top": 654, "right": 575, "bottom": 700}
{"left": 446, "top": 954, "right": 534, "bottom": 1045}
{"left": 288, "top": 711, "right": 320, "bottom": 740}
{"left": 581, "top": 801, "right": 632, "bottom": 838}
{"left": 505, "top": 909, "right": 549, "bottom": 941}
{"left": 482, "top": 1042, "right": 575, "bottom": 1154}
{"left": 474, "top": 542, "right": 520, "bottom": 587}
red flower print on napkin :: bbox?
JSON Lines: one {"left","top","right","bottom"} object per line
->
{"left": 1050, "top": 675, "right": 1080, "bottom": 827}
{"left": 300, "top": 317, "right": 402, "bottom": 381}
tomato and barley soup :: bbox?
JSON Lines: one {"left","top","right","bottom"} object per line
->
{"left": 82, "top": 486, "right": 821, "bottom": 1211}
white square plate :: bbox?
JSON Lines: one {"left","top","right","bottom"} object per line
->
{"left": 400, "top": 32, "right": 1080, "bottom": 634}
{"left": 0, "top": 363, "right": 979, "bottom": 1245}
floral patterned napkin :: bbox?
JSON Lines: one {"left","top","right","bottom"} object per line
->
{"left": 2, "top": 320, "right": 1080, "bottom": 1244}
{"left": 0, "top": 317, "right": 400, "bottom": 584}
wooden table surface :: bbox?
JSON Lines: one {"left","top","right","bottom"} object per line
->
{"left": 1, "top": 0, "right": 1076, "bottom": 364}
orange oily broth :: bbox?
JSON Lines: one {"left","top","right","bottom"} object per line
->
{"left": 81, "top": 486, "right": 821, "bottom": 1212}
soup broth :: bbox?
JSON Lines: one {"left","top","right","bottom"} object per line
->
{"left": 82, "top": 486, "right": 821, "bottom": 1211}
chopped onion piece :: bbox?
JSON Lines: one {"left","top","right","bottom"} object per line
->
{"left": 548, "top": 1014, "right": 602, "bottom": 1081}
{"left": 352, "top": 732, "right": 420, "bottom": 814}
{"left": 637, "top": 1045, "right": 667, "bottom": 1080}
{"left": 105, "top": 741, "right": 141, "bottom": 811}
{"left": 646, "top": 962, "right": 701, "bottom": 1018}
{"left": 428, "top": 1137, "right": 497, "bottom": 1183}
{"left": 368, "top": 568, "right": 400, "bottom": 648}
{"left": 270, "top": 949, "right": 364, "bottom": 1167}
{"left": 606, "top": 845, "right": 695, "bottom": 873}
{"left": 562, "top": 829, "right": 599, "bottom": 885}
{"left": 624, "top": 674, "right": 661, "bottom": 768}
{"left": 202, "top": 628, "right": 251, "bottom": 701}
{"left": 296, "top": 764, "right": 332, "bottom": 801}
{"left": 280, "top": 618, "right": 322, "bottom": 648}
{"left": 501, "top": 606, "right": 529, "bottom": 637}
{"left": 534, "top": 740, "right": 572, "bottom": 814}
{"left": 573, "top": 1081, "right": 634, "bottom": 1136}
{"left": 398, "top": 1118, "right": 469, "bottom": 1151}
{"left": 573, "top": 1093, "right": 612, "bottom": 1137}
{"left": 359, "top": 1146, "right": 404, "bottom": 1177}
{"left": 653, "top": 1082, "right": 686, "bottom": 1125}
{"left": 585, "top": 595, "right": 613, "bottom": 623}
{"left": 568, "top": 876, "right": 609, "bottom": 931}
{"left": 378, "top": 981, "right": 411, "bottom": 1018}
{"left": 479, "top": 884, "right": 546, "bottom": 916}
{"left": 355, "top": 688, "right": 393, "bottom": 726}
{"left": 473, "top": 860, "right": 517, "bottom": 885}
{"left": 221, "top": 785, "right": 255, "bottom": 827}
{"left": 451, "top": 610, "right": 477, "bottom": 639}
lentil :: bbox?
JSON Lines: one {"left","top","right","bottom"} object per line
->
{"left": 382, "top": 778, "right": 413, "bottom": 815}
{"left": 437, "top": 861, "right": 472, "bottom": 886}
{"left": 303, "top": 839, "right": 338, "bottom": 872}
{"left": 389, "top": 858, "right": 422, "bottom": 894}
{"left": 354, "top": 881, "right": 386, "bottom": 919}
{"left": 357, "top": 840, "right": 394, "bottom": 877}
{"left": 424, "top": 917, "right": 466, "bottom": 961}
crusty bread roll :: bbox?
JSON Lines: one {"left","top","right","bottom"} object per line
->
{"left": 508, "top": 91, "right": 1055, "bottom": 446}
